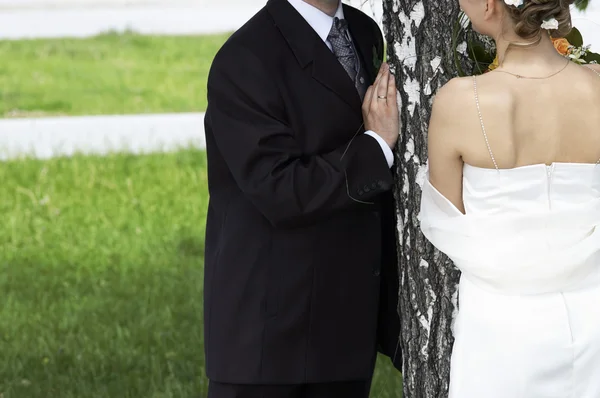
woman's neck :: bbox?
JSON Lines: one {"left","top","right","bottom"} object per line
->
{"left": 494, "top": 33, "right": 567, "bottom": 73}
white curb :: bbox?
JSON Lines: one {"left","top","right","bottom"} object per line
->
{"left": 0, "top": 113, "right": 206, "bottom": 160}
{"left": 0, "top": 0, "right": 267, "bottom": 39}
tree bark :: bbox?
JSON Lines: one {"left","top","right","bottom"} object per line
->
{"left": 381, "top": 1, "right": 470, "bottom": 397}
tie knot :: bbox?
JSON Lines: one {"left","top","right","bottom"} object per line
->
{"left": 328, "top": 17, "right": 350, "bottom": 42}
{"left": 334, "top": 17, "right": 348, "bottom": 33}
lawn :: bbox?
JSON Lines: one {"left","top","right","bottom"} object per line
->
{"left": 0, "top": 32, "right": 228, "bottom": 118}
{"left": 0, "top": 149, "right": 403, "bottom": 397}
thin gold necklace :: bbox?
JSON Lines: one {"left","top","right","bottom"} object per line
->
{"left": 492, "top": 58, "right": 571, "bottom": 80}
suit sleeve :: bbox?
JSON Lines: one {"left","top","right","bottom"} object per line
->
{"left": 205, "top": 44, "right": 394, "bottom": 229}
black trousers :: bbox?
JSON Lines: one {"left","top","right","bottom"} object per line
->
{"left": 207, "top": 380, "right": 372, "bottom": 398}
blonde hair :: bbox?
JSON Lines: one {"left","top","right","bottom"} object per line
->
{"left": 504, "top": 0, "right": 575, "bottom": 38}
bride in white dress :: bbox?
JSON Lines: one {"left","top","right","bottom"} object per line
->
{"left": 418, "top": 0, "right": 600, "bottom": 397}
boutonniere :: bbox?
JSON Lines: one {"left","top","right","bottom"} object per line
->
{"left": 373, "top": 46, "right": 383, "bottom": 71}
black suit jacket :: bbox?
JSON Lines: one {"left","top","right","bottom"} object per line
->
{"left": 203, "top": 0, "right": 401, "bottom": 384}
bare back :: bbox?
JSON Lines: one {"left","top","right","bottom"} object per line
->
{"left": 462, "top": 64, "right": 600, "bottom": 169}
{"left": 427, "top": 63, "right": 600, "bottom": 213}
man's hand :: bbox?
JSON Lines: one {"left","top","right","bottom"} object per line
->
{"left": 362, "top": 63, "right": 400, "bottom": 149}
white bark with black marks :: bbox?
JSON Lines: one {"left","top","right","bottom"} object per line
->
{"left": 381, "top": 1, "right": 472, "bottom": 397}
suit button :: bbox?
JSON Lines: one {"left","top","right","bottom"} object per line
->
{"left": 360, "top": 77, "right": 365, "bottom": 84}
{"left": 364, "top": 186, "right": 371, "bottom": 193}
{"left": 373, "top": 269, "right": 381, "bottom": 277}
{"left": 371, "top": 182, "right": 378, "bottom": 189}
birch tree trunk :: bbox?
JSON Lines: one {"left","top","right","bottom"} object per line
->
{"left": 381, "top": 1, "right": 471, "bottom": 397}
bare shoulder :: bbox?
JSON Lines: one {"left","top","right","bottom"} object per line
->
{"left": 428, "top": 74, "right": 503, "bottom": 160}
{"left": 432, "top": 76, "right": 474, "bottom": 112}
{"left": 427, "top": 77, "right": 477, "bottom": 156}
{"left": 429, "top": 76, "right": 476, "bottom": 134}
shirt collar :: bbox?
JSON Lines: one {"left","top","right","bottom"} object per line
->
{"left": 286, "top": 0, "right": 345, "bottom": 44}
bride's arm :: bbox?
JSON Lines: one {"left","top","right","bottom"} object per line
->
{"left": 426, "top": 77, "right": 472, "bottom": 214}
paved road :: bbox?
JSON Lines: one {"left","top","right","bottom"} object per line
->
{"left": 0, "top": 113, "right": 206, "bottom": 160}
{"left": 0, "top": 0, "right": 192, "bottom": 8}
{"left": 0, "top": 0, "right": 267, "bottom": 39}
{"left": 0, "top": 0, "right": 255, "bottom": 9}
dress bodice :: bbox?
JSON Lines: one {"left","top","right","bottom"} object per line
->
{"left": 419, "top": 163, "right": 600, "bottom": 295}
{"left": 463, "top": 163, "right": 600, "bottom": 214}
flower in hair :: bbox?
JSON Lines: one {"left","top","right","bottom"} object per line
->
{"left": 541, "top": 18, "right": 559, "bottom": 30}
{"left": 504, "top": 0, "right": 524, "bottom": 7}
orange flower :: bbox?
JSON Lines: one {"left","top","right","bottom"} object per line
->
{"left": 552, "top": 37, "right": 572, "bottom": 56}
{"left": 488, "top": 56, "right": 499, "bottom": 72}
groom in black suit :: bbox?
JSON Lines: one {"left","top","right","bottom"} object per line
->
{"left": 203, "top": 0, "right": 401, "bottom": 396}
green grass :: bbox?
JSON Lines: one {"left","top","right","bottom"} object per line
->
{"left": 0, "top": 149, "right": 402, "bottom": 397}
{"left": 0, "top": 32, "right": 228, "bottom": 118}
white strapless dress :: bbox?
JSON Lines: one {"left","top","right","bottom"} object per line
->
{"left": 419, "top": 162, "right": 600, "bottom": 398}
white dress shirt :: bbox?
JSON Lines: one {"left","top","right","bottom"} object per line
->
{"left": 286, "top": 0, "right": 394, "bottom": 168}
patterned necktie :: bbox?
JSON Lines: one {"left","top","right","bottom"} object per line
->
{"left": 328, "top": 17, "right": 365, "bottom": 99}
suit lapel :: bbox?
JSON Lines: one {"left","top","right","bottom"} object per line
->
{"left": 311, "top": 38, "right": 362, "bottom": 111}
{"left": 344, "top": 5, "right": 378, "bottom": 83}
{"left": 267, "top": 0, "right": 362, "bottom": 112}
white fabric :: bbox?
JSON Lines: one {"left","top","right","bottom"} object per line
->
{"left": 364, "top": 130, "right": 394, "bottom": 167}
{"left": 286, "top": 0, "right": 394, "bottom": 168}
{"left": 419, "top": 162, "right": 600, "bottom": 398}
